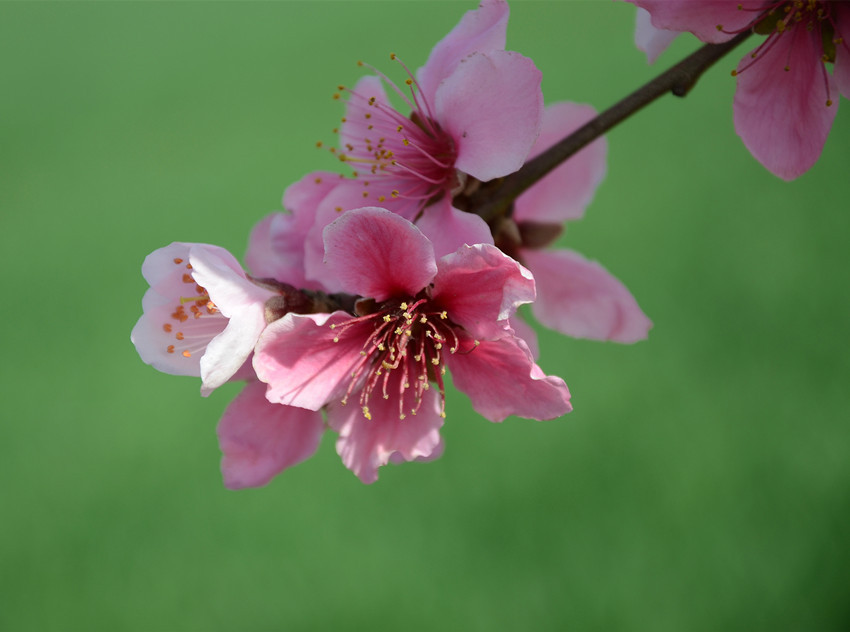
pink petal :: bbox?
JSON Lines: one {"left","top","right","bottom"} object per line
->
{"left": 415, "top": 197, "right": 493, "bottom": 260}
{"left": 509, "top": 316, "right": 540, "bottom": 360}
{"left": 301, "top": 178, "right": 373, "bottom": 293}
{"left": 628, "top": 1, "right": 759, "bottom": 43}
{"left": 217, "top": 381, "right": 325, "bottom": 490}
{"left": 832, "top": 4, "right": 850, "bottom": 99}
{"left": 322, "top": 207, "right": 437, "bottom": 301}
{"left": 253, "top": 311, "right": 364, "bottom": 411}
{"left": 513, "top": 102, "right": 607, "bottom": 225}
{"left": 634, "top": 7, "right": 679, "bottom": 64}
{"left": 733, "top": 24, "right": 837, "bottom": 180}
{"left": 339, "top": 76, "right": 393, "bottom": 159}
{"left": 326, "top": 370, "right": 444, "bottom": 484}
{"left": 521, "top": 248, "right": 652, "bottom": 343}
{"left": 431, "top": 244, "right": 535, "bottom": 340}
{"left": 245, "top": 171, "right": 341, "bottom": 290}
{"left": 417, "top": 0, "right": 509, "bottom": 105}
{"left": 188, "top": 246, "right": 276, "bottom": 395}
{"left": 435, "top": 50, "right": 543, "bottom": 182}
{"left": 131, "top": 243, "right": 228, "bottom": 378}
{"left": 447, "top": 334, "right": 572, "bottom": 423}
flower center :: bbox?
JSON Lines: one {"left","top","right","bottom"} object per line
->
{"left": 330, "top": 295, "right": 469, "bottom": 420}
{"left": 721, "top": 1, "right": 847, "bottom": 106}
{"left": 163, "top": 257, "right": 225, "bottom": 358}
{"left": 327, "top": 55, "right": 459, "bottom": 215}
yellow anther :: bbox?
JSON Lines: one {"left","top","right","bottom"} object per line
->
{"left": 362, "top": 406, "right": 371, "bottom": 420}
{"left": 440, "top": 311, "right": 447, "bottom": 319}
{"left": 383, "top": 315, "right": 392, "bottom": 322}
{"left": 333, "top": 337, "right": 339, "bottom": 343}
{"left": 395, "top": 327, "right": 403, "bottom": 335}
{"left": 400, "top": 302, "right": 408, "bottom": 309}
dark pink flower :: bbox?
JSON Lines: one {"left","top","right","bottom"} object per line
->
{"left": 131, "top": 242, "right": 276, "bottom": 395}
{"left": 253, "top": 207, "right": 571, "bottom": 484}
{"left": 333, "top": 0, "right": 543, "bottom": 218}
{"left": 630, "top": 0, "right": 850, "bottom": 179}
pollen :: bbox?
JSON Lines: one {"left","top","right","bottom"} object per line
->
{"left": 182, "top": 350, "right": 192, "bottom": 358}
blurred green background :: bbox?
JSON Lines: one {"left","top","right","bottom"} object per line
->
{"left": 2, "top": 1, "right": 849, "bottom": 630}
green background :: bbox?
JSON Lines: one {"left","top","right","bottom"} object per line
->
{"left": 2, "top": 1, "right": 848, "bottom": 630}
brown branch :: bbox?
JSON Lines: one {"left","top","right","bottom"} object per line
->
{"left": 468, "top": 29, "right": 754, "bottom": 224}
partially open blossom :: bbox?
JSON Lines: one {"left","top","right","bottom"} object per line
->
{"left": 497, "top": 103, "right": 652, "bottom": 346}
{"left": 629, "top": 0, "right": 850, "bottom": 179}
{"left": 131, "top": 242, "right": 276, "bottom": 395}
{"left": 330, "top": 0, "right": 543, "bottom": 219}
{"left": 253, "top": 207, "right": 571, "bottom": 483}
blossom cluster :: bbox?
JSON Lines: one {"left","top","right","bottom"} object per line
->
{"left": 131, "top": 0, "right": 654, "bottom": 485}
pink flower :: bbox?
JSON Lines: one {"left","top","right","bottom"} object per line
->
{"left": 131, "top": 242, "right": 276, "bottom": 395}
{"left": 498, "top": 103, "right": 652, "bottom": 347}
{"left": 253, "top": 207, "right": 571, "bottom": 484}
{"left": 629, "top": 0, "right": 850, "bottom": 180}
{"left": 333, "top": 0, "right": 543, "bottom": 218}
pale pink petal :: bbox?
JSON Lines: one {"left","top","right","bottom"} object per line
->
{"left": 513, "top": 102, "right": 607, "bottom": 225}
{"left": 432, "top": 244, "right": 535, "bottom": 340}
{"left": 340, "top": 76, "right": 391, "bottom": 160}
{"left": 733, "top": 25, "right": 837, "bottom": 180}
{"left": 634, "top": 7, "right": 679, "bottom": 64}
{"left": 253, "top": 311, "right": 365, "bottom": 411}
{"left": 131, "top": 300, "right": 212, "bottom": 377}
{"left": 246, "top": 171, "right": 341, "bottom": 289}
{"left": 415, "top": 197, "right": 493, "bottom": 260}
{"left": 832, "top": 4, "right": 850, "bottom": 99}
{"left": 627, "top": 1, "right": 759, "bottom": 43}
{"left": 217, "top": 381, "right": 325, "bottom": 490}
{"left": 435, "top": 50, "right": 543, "bottom": 182}
{"left": 509, "top": 316, "right": 540, "bottom": 360}
{"left": 322, "top": 207, "right": 437, "bottom": 301}
{"left": 521, "top": 248, "right": 652, "bottom": 343}
{"left": 326, "top": 370, "right": 444, "bottom": 484}
{"left": 283, "top": 170, "right": 343, "bottom": 215}
{"left": 417, "top": 0, "right": 509, "bottom": 104}
{"left": 189, "top": 246, "right": 276, "bottom": 395}
{"left": 447, "top": 334, "right": 571, "bottom": 423}
{"left": 132, "top": 243, "right": 228, "bottom": 378}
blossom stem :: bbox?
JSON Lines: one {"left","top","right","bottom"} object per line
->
{"left": 468, "top": 30, "right": 754, "bottom": 224}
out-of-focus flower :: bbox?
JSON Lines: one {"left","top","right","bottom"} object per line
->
{"left": 131, "top": 242, "right": 276, "bottom": 395}
{"left": 496, "top": 103, "right": 652, "bottom": 348}
{"left": 253, "top": 207, "right": 571, "bottom": 483}
{"left": 629, "top": 0, "right": 850, "bottom": 180}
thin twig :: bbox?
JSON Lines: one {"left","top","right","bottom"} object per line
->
{"left": 469, "top": 30, "right": 754, "bottom": 224}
